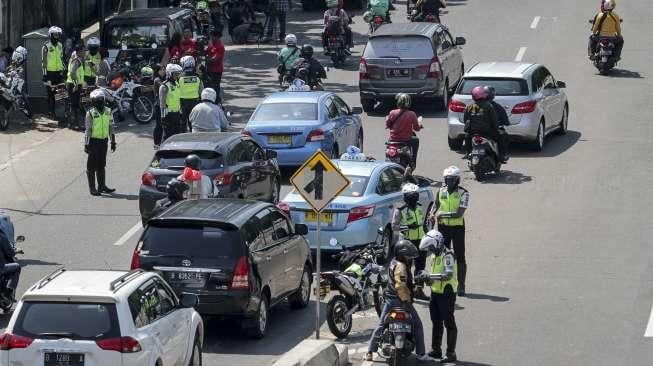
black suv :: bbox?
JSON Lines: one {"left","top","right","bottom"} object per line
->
{"left": 131, "top": 199, "right": 312, "bottom": 338}
{"left": 139, "top": 132, "right": 281, "bottom": 224}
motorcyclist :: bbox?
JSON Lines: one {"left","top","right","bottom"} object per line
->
{"left": 179, "top": 55, "right": 204, "bottom": 132}
{"left": 287, "top": 68, "right": 311, "bottom": 91}
{"left": 413, "top": 0, "right": 445, "bottom": 22}
{"left": 189, "top": 87, "right": 229, "bottom": 132}
{"left": 589, "top": 0, "right": 623, "bottom": 61}
{"left": 84, "top": 37, "right": 101, "bottom": 86}
{"left": 42, "top": 26, "right": 65, "bottom": 119}
{"left": 367, "top": 0, "right": 390, "bottom": 24}
{"left": 485, "top": 86, "right": 510, "bottom": 162}
{"left": 3, "top": 46, "right": 31, "bottom": 118}
{"left": 463, "top": 85, "right": 500, "bottom": 157}
{"left": 66, "top": 43, "right": 87, "bottom": 130}
{"left": 159, "top": 63, "right": 183, "bottom": 140}
{"left": 0, "top": 214, "right": 20, "bottom": 303}
{"left": 365, "top": 240, "right": 432, "bottom": 362}
{"left": 322, "top": 0, "right": 353, "bottom": 51}
{"left": 386, "top": 93, "right": 422, "bottom": 168}
{"left": 291, "top": 45, "right": 326, "bottom": 89}
{"left": 149, "top": 178, "right": 190, "bottom": 220}
{"left": 277, "top": 34, "right": 300, "bottom": 84}
{"left": 177, "top": 154, "right": 214, "bottom": 199}
{"left": 419, "top": 230, "right": 458, "bottom": 362}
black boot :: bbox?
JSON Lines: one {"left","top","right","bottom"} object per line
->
{"left": 97, "top": 169, "right": 115, "bottom": 194}
{"left": 457, "top": 262, "right": 466, "bottom": 296}
{"left": 441, "top": 352, "right": 457, "bottom": 363}
{"left": 430, "top": 328, "right": 443, "bottom": 360}
{"left": 87, "top": 171, "right": 100, "bottom": 196}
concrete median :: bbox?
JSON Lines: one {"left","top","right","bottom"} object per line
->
{"left": 273, "top": 339, "right": 349, "bottom": 366}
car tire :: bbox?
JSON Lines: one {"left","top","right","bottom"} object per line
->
{"left": 556, "top": 104, "right": 569, "bottom": 135}
{"left": 531, "top": 120, "right": 545, "bottom": 152}
{"left": 289, "top": 266, "right": 311, "bottom": 309}
{"left": 244, "top": 296, "right": 269, "bottom": 339}
{"left": 448, "top": 137, "right": 463, "bottom": 151}
{"left": 361, "top": 99, "right": 375, "bottom": 113}
{"left": 269, "top": 176, "right": 280, "bottom": 204}
{"left": 436, "top": 80, "right": 449, "bottom": 111}
{"left": 188, "top": 334, "right": 202, "bottom": 366}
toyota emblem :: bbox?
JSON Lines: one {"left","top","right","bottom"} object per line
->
{"left": 181, "top": 259, "right": 192, "bottom": 267}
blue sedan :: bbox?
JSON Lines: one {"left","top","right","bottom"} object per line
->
{"left": 282, "top": 159, "right": 436, "bottom": 259}
{"left": 243, "top": 91, "right": 364, "bottom": 166}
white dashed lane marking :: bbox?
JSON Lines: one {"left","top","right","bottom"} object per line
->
{"left": 113, "top": 221, "right": 143, "bottom": 246}
{"left": 645, "top": 304, "right": 653, "bottom": 337}
{"left": 530, "top": 16, "right": 541, "bottom": 29}
{"left": 515, "top": 47, "right": 528, "bottom": 62}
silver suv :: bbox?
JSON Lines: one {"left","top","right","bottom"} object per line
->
{"left": 359, "top": 23, "right": 466, "bottom": 112}
{"left": 447, "top": 62, "right": 569, "bottom": 151}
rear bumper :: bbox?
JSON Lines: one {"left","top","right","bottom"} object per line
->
{"left": 359, "top": 80, "right": 442, "bottom": 100}
{"left": 267, "top": 142, "right": 332, "bottom": 166}
{"left": 448, "top": 113, "right": 540, "bottom": 142}
{"left": 194, "top": 291, "right": 259, "bottom": 317}
{"left": 302, "top": 218, "right": 378, "bottom": 252}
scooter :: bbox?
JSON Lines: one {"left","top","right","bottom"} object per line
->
{"left": 98, "top": 79, "right": 154, "bottom": 124}
{"left": 0, "top": 69, "right": 32, "bottom": 131}
{"left": 592, "top": 37, "right": 618, "bottom": 75}
{"left": 468, "top": 133, "right": 502, "bottom": 180}
{"left": 373, "top": 306, "right": 416, "bottom": 365}
{"left": 385, "top": 117, "right": 422, "bottom": 169}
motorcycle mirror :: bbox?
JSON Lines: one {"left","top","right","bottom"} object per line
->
{"left": 329, "top": 237, "right": 339, "bottom": 247}
{"left": 151, "top": 43, "right": 158, "bottom": 49}
{"left": 15, "top": 235, "right": 25, "bottom": 243}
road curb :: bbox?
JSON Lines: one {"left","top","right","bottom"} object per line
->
{"left": 272, "top": 339, "right": 349, "bottom": 366}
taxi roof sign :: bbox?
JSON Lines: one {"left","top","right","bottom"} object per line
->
{"left": 290, "top": 150, "right": 350, "bottom": 212}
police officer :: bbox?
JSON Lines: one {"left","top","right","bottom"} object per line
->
{"left": 179, "top": 55, "right": 203, "bottom": 132}
{"left": 42, "top": 26, "right": 65, "bottom": 119}
{"left": 420, "top": 230, "right": 458, "bottom": 362}
{"left": 430, "top": 166, "right": 468, "bottom": 296}
{"left": 84, "top": 89, "right": 116, "bottom": 196}
{"left": 393, "top": 182, "right": 429, "bottom": 300}
{"left": 84, "top": 37, "right": 101, "bottom": 86}
{"left": 66, "top": 43, "right": 86, "bottom": 130}
{"left": 159, "top": 63, "right": 183, "bottom": 140}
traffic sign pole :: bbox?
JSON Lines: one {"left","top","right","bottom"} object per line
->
{"left": 315, "top": 210, "right": 321, "bottom": 340}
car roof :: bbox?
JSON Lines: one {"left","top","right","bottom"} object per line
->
{"left": 160, "top": 132, "right": 241, "bottom": 152}
{"left": 465, "top": 62, "right": 539, "bottom": 78}
{"left": 262, "top": 91, "right": 332, "bottom": 104}
{"left": 150, "top": 198, "right": 274, "bottom": 227}
{"left": 370, "top": 22, "right": 442, "bottom": 38}
{"left": 22, "top": 269, "right": 152, "bottom": 303}
{"left": 109, "top": 7, "right": 191, "bottom": 20}
{"left": 332, "top": 159, "right": 394, "bottom": 177}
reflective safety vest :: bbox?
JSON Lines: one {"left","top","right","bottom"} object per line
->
{"left": 85, "top": 53, "right": 100, "bottom": 77}
{"left": 429, "top": 252, "right": 457, "bottom": 294}
{"left": 66, "top": 58, "right": 85, "bottom": 85}
{"left": 401, "top": 207, "right": 425, "bottom": 241}
{"left": 165, "top": 82, "right": 181, "bottom": 112}
{"left": 179, "top": 75, "right": 200, "bottom": 99}
{"left": 89, "top": 107, "right": 112, "bottom": 139}
{"left": 438, "top": 188, "right": 465, "bottom": 226}
{"left": 45, "top": 42, "right": 64, "bottom": 72}
{"left": 344, "top": 263, "right": 363, "bottom": 279}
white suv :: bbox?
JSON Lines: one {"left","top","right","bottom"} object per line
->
{"left": 0, "top": 269, "right": 203, "bottom": 366}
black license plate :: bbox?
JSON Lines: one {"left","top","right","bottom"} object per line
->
{"left": 386, "top": 68, "right": 410, "bottom": 77}
{"left": 167, "top": 271, "right": 207, "bottom": 288}
{"left": 44, "top": 353, "right": 85, "bottom": 366}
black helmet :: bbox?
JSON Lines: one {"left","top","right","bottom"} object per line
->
{"left": 301, "top": 44, "right": 314, "bottom": 59}
{"left": 166, "top": 178, "right": 189, "bottom": 201}
{"left": 484, "top": 85, "right": 496, "bottom": 101}
{"left": 184, "top": 154, "right": 201, "bottom": 169}
{"left": 394, "top": 239, "right": 418, "bottom": 262}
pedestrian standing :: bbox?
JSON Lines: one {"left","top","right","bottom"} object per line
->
{"left": 159, "top": 64, "right": 183, "bottom": 141}
{"left": 66, "top": 44, "right": 86, "bottom": 130}
{"left": 152, "top": 64, "right": 166, "bottom": 149}
{"left": 430, "top": 165, "right": 469, "bottom": 296}
{"left": 42, "top": 26, "right": 65, "bottom": 119}
{"left": 206, "top": 30, "right": 225, "bottom": 93}
{"left": 84, "top": 90, "right": 116, "bottom": 196}
{"left": 263, "top": 0, "right": 291, "bottom": 43}
{"left": 179, "top": 55, "right": 203, "bottom": 132}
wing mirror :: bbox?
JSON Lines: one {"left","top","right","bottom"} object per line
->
{"left": 454, "top": 37, "right": 466, "bottom": 46}
{"left": 295, "top": 223, "right": 308, "bottom": 236}
{"left": 266, "top": 149, "right": 278, "bottom": 159}
{"left": 351, "top": 106, "right": 363, "bottom": 115}
{"left": 179, "top": 293, "right": 199, "bottom": 308}
{"left": 556, "top": 80, "right": 566, "bottom": 88}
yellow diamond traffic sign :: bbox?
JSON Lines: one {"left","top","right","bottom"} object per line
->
{"left": 290, "top": 150, "right": 350, "bottom": 213}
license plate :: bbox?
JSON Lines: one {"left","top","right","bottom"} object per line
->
{"left": 318, "top": 284, "right": 330, "bottom": 298}
{"left": 389, "top": 323, "right": 411, "bottom": 332}
{"left": 386, "top": 68, "right": 410, "bottom": 78}
{"left": 305, "top": 211, "right": 333, "bottom": 223}
{"left": 268, "top": 135, "right": 291, "bottom": 144}
{"left": 599, "top": 50, "right": 612, "bottom": 55}
{"left": 167, "top": 271, "right": 206, "bottom": 288}
{"left": 44, "top": 353, "right": 85, "bottom": 366}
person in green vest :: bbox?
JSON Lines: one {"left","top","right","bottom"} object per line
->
{"left": 41, "top": 26, "right": 65, "bottom": 119}
{"left": 159, "top": 63, "right": 184, "bottom": 141}
{"left": 66, "top": 43, "right": 86, "bottom": 130}
{"left": 179, "top": 55, "right": 204, "bottom": 132}
{"left": 430, "top": 165, "right": 469, "bottom": 296}
{"left": 392, "top": 182, "right": 429, "bottom": 300}
{"left": 419, "top": 229, "right": 458, "bottom": 363}
{"left": 84, "top": 37, "right": 101, "bottom": 86}
{"left": 84, "top": 90, "right": 117, "bottom": 196}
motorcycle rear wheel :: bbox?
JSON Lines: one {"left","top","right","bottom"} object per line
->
{"left": 326, "top": 295, "right": 352, "bottom": 339}
{"left": 133, "top": 96, "right": 154, "bottom": 124}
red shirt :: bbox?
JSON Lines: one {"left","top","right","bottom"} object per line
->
{"left": 169, "top": 46, "right": 181, "bottom": 60}
{"left": 206, "top": 40, "right": 225, "bottom": 73}
{"left": 386, "top": 109, "right": 421, "bottom": 141}
{"left": 180, "top": 39, "right": 197, "bottom": 57}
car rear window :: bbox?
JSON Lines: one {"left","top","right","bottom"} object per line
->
{"left": 141, "top": 225, "right": 244, "bottom": 258}
{"left": 364, "top": 36, "right": 434, "bottom": 59}
{"left": 152, "top": 150, "right": 222, "bottom": 170}
{"left": 457, "top": 78, "right": 529, "bottom": 96}
{"left": 14, "top": 302, "right": 120, "bottom": 340}
{"left": 251, "top": 103, "right": 318, "bottom": 122}
{"left": 106, "top": 21, "right": 169, "bottom": 48}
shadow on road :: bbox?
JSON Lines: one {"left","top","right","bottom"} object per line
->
{"left": 19, "top": 258, "right": 61, "bottom": 267}
{"left": 464, "top": 293, "right": 510, "bottom": 302}
{"left": 480, "top": 170, "right": 532, "bottom": 185}
{"left": 101, "top": 192, "right": 139, "bottom": 201}
{"left": 603, "top": 69, "right": 643, "bottom": 79}
{"left": 511, "top": 130, "right": 581, "bottom": 158}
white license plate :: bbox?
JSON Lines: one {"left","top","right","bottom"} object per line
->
{"left": 389, "top": 323, "right": 411, "bottom": 332}
{"left": 168, "top": 272, "right": 206, "bottom": 287}
{"left": 599, "top": 50, "right": 612, "bottom": 55}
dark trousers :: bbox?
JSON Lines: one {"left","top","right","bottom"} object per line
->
{"left": 206, "top": 72, "right": 223, "bottom": 94}
{"left": 265, "top": 10, "right": 286, "bottom": 41}
{"left": 181, "top": 98, "right": 199, "bottom": 132}
{"left": 87, "top": 138, "right": 108, "bottom": 172}
{"left": 438, "top": 224, "right": 466, "bottom": 290}
{"left": 45, "top": 71, "right": 63, "bottom": 115}
{"left": 163, "top": 112, "right": 182, "bottom": 141}
{"left": 409, "top": 136, "right": 419, "bottom": 167}
{"left": 153, "top": 107, "right": 163, "bottom": 146}
{"left": 429, "top": 287, "right": 457, "bottom": 354}
{"left": 411, "top": 239, "right": 427, "bottom": 283}
{"left": 66, "top": 83, "right": 83, "bottom": 128}
{"left": 499, "top": 129, "right": 510, "bottom": 160}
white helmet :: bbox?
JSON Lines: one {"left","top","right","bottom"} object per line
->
{"left": 90, "top": 89, "right": 106, "bottom": 103}
{"left": 603, "top": 0, "right": 614, "bottom": 10}
{"left": 201, "top": 88, "right": 217, "bottom": 103}
{"left": 285, "top": 34, "right": 297, "bottom": 47}
{"left": 165, "top": 63, "right": 183, "bottom": 78}
{"left": 11, "top": 46, "right": 27, "bottom": 64}
{"left": 87, "top": 37, "right": 101, "bottom": 47}
{"left": 401, "top": 183, "right": 419, "bottom": 194}
{"left": 443, "top": 165, "right": 461, "bottom": 178}
{"left": 180, "top": 55, "right": 196, "bottom": 70}
{"left": 48, "top": 26, "right": 63, "bottom": 36}
{"left": 419, "top": 230, "right": 445, "bottom": 252}
{"left": 340, "top": 145, "right": 366, "bottom": 161}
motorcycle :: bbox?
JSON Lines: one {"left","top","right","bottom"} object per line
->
{"left": 409, "top": 10, "right": 440, "bottom": 23}
{"left": 324, "top": 16, "right": 350, "bottom": 67}
{"left": 373, "top": 306, "right": 416, "bottom": 365}
{"left": 0, "top": 211, "right": 25, "bottom": 313}
{"left": 322, "top": 238, "right": 387, "bottom": 339}
{"left": 0, "top": 69, "right": 32, "bottom": 131}
{"left": 98, "top": 79, "right": 154, "bottom": 124}
{"left": 385, "top": 117, "right": 421, "bottom": 169}
{"left": 592, "top": 37, "right": 618, "bottom": 74}
{"left": 468, "top": 132, "right": 503, "bottom": 180}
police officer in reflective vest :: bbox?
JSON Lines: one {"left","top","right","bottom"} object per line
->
{"left": 42, "top": 26, "right": 65, "bottom": 119}
{"left": 419, "top": 230, "right": 458, "bottom": 363}
{"left": 84, "top": 90, "right": 116, "bottom": 196}
{"left": 84, "top": 37, "right": 101, "bottom": 85}
{"left": 392, "top": 183, "right": 429, "bottom": 300}
{"left": 159, "top": 64, "right": 183, "bottom": 140}
{"left": 431, "top": 165, "right": 469, "bottom": 296}
{"left": 66, "top": 44, "right": 86, "bottom": 130}
{"left": 179, "top": 56, "right": 204, "bottom": 132}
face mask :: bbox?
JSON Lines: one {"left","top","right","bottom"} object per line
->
{"left": 404, "top": 194, "right": 418, "bottom": 207}
{"left": 445, "top": 178, "right": 458, "bottom": 193}
{"left": 89, "top": 48, "right": 98, "bottom": 56}
{"left": 50, "top": 36, "right": 59, "bottom": 44}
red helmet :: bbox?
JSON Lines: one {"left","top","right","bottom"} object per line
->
{"left": 471, "top": 86, "right": 489, "bottom": 101}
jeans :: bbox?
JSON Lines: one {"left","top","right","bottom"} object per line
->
{"left": 368, "top": 298, "right": 426, "bottom": 356}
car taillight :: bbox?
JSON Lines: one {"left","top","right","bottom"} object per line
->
{"left": 241, "top": 129, "right": 252, "bottom": 137}
{"left": 347, "top": 205, "right": 375, "bottom": 223}
{"left": 511, "top": 100, "right": 537, "bottom": 114}
{"left": 231, "top": 256, "right": 249, "bottom": 289}
{"left": 130, "top": 242, "right": 142, "bottom": 270}
{"left": 373, "top": 16, "right": 383, "bottom": 25}
{"left": 0, "top": 333, "right": 33, "bottom": 350}
{"left": 214, "top": 172, "right": 233, "bottom": 186}
{"left": 277, "top": 201, "right": 291, "bottom": 218}
{"left": 389, "top": 310, "right": 408, "bottom": 321}
{"left": 306, "top": 129, "right": 325, "bottom": 142}
{"left": 386, "top": 146, "right": 398, "bottom": 157}
{"left": 359, "top": 58, "right": 369, "bottom": 79}
{"left": 448, "top": 99, "right": 466, "bottom": 113}
{"left": 141, "top": 172, "right": 156, "bottom": 187}
{"left": 600, "top": 39, "right": 611, "bottom": 46}
{"left": 473, "top": 135, "right": 484, "bottom": 144}
{"left": 96, "top": 337, "right": 142, "bottom": 353}
{"left": 427, "top": 57, "right": 441, "bottom": 78}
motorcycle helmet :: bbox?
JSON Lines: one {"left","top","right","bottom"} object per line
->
{"left": 201, "top": 87, "right": 217, "bottom": 103}
{"left": 394, "top": 239, "right": 419, "bottom": 263}
{"left": 300, "top": 44, "right": 314, "bottom": 59}
{"left": 48, "top": 26, "right": 63, "bottom": 42}
{"left": 141, "top": 66, "right": 154, "bottom": 78}
{"left": 166, "top": 178, "right": 190, "bottom": 202}
{"left": 419, "top": 230, "right": 445, "bottom": 253}
{"left": 603, "top": 0, "right": 614, "bottom": 10}
{"left": 184, "top": 154, "right": 202, "bottom": 170}
{"left": 363, "top": 11, "right": 373, "bottom": 23}
{"left": 395, "top": 93, "right": 411, "bottom": 109}
{"left": 180, "top": 55, "right": 196, "bottom": 71}
{"left": 471, "top": 85, "right": 489, "bottom": 101}
{"left": 484, "top": 85, "right": 496, "bottom": 101}
{"left": 87, "top": 37, "right": 101, "bottom": 55}
{"left": 11, "top": 46, "right": 27, "bottom": 64}
{"left": 443, "top": 165, "right": 461, "bottom": 192}
{"left": 89, "top": 89, "right": 106, "bottom": 111}
{"left": 165, "top": 63, "right": 183, "bottom": 79}
{"left": 401, "top": 182, "right": 419, "bottom": 206}
{"left": 285, "top": 34, "right": 297, "bottom": 47}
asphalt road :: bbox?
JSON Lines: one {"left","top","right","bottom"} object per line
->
{"left": 2, "top": 0, "right": 653, "bottom": 365}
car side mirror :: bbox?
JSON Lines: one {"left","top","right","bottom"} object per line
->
{"left": 295, "top": 223, "right": 308, "bottom": 236}
{"left": 556, "top": 80, "right": 566, "bottom": 88}
{"left": 179, "top": 293, "right": 199, "bottom": 308}
{"left": 454, "top": 37, "right": 466, "bottom": 46}
{"left": 351, "top": 106, "right": 363, "bottom": 115}
{"left": 266, "top": 149, "right": 277, "bottom": 159}
{"left": 15, "top": 235, "right": 25, "bottom": 243}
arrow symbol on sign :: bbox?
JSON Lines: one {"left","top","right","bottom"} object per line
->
{"left": 303, "top": 160, "right": 325, "bottom": 200}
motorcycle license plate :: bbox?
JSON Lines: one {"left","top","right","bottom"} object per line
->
{"left": 267, "top": 135, "right": 291, "bottom": 145}
{"left": 389, "top": 323, "right": 411, "bottom": 332}
{"left": 44, "top": 353, "right": 85, "bottom": 366}
{"left": 386, "top": 69, "right": 410, "bottom": 78}
{"left": 599, "top": 50, "right": 612, "bottom": 56}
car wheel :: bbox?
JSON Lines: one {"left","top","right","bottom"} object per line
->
{"left": 437, "top": 80, "right": 449, "bottom": 111}
{"left": 269, "top": 176, "right": 280, "bottom": 204}
{"left": 244, "top": 296, "right": 269, "bottom": 339}
{"left": 289, "top": 266, "right": 311, "bottom": 309}
{"left": 357, "top": 130, "right": 364, "bottom": 152}
{"left": 361, "top": 99, "right": 375, "bottom": 113}
{"left": 531, "top": 120, "right": 545, "bottom": 152}
{"left": 188, "top": 335, "right": 202, "bottom": 366}
{"left": 556, "top": 104, "right": 569, "bottom": 135}
{"left": 448, "top": 137, "right": 463, "bottom": 151}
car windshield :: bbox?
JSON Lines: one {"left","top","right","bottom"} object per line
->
{"left": 341, "top": 175, "right": 369, "bottom": 197}
{"left": 458, "top": 78, "right": 529, "bottom": 96}
{"left": 14, "top": 302, "right": 120, "bottom": 340}
{"left": 107, "top": 22, "right": 169, "bottom": 48}
{"left": 364, "top": 36, "right": 434, "bottom": 59}
{"left": 251, "top": 103, "right": 318, "bottom": 122}
{"left": 141, "top": 225, "right": 244, "bottom": 259}
{"left": 152, "top": 150, "right": 222, "bottom": 170}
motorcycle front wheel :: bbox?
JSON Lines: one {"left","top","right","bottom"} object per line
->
{"left": 132, "top": 96, "right": 154, "bottom": 124}
{"left": 326, "top": 294, "right": 353, "bottom": 339}
{"left": 373, "top": 285, "right": 384, "bottom": 317}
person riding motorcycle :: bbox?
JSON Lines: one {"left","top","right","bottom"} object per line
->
{"left": 366, "top": 240, "right": 432, "bottom": 362}
{"left": 84, "top": 37, "right": 101, "bottom": 85}
{"left": 189, "top": 87, "right": 229, "bottom": 132}
{"left": 322, "top": 0, "right": 353, "bottom": 51}
{"left": 413, "top": 0, "right": 445, "bottom": 22}
{"left": 367, "top": 0, "right": 390, "bottom": 24}
{"left": 589, "top": 0, "right": 623, "bottom": 61}
{"left": 287, "top": 68, "right": 311, "bottom": 91}
{"left": 0, "top": 213, "right": 20, "bottom": 303}
{"left": 485, "top": 85, "right": 510, "bottom": 162}
{"left": 149, "top": 178, "right": 190, "bottom": 221}
{"left": 463, "top": 86, "right": 502, "bottom": 159}
{"left": 177, "top": 154, "right": 214, "bottom": 199}
{"left": 277, "top": 34, "right": 300, "bottom": 83}
{"left": 291, "top": 45, "right": 326, "bottom": 89}
{"left": 386, "top": 93, "right": 422, "bottom": 168}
